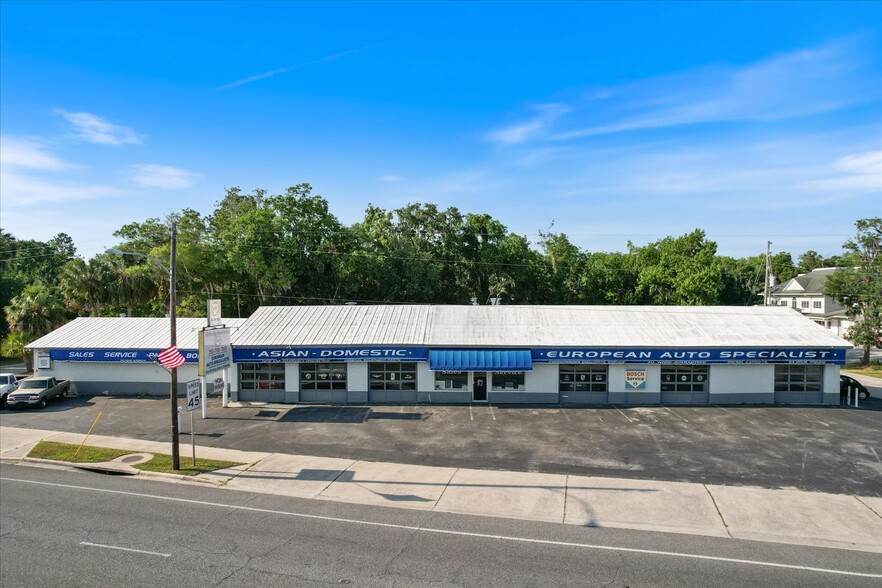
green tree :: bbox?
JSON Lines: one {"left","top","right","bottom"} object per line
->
{"left": 629, "top": 230, "right": 724, "bottom": 305}
{"left": 5, "top": 283, "right": 68, "bottom": 339}
{"left": 824, "top": 217, "right": 882, "bottom": 365}
{"left": 0, "top": 331, "right": 33, "bottom": 370}
{"left": 0, "top": 231, "right": 76, "bottom": 337}
{"left": 797, "top": 250, "right": 826, "bottom": 273}
{"left": 539, "top": 231, "right": 585, "bottom": 304}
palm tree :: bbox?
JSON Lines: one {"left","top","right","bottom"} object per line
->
{"left": 59, "top": 258, "right": 108, "bottom": 316}
{"left": 5, "top": 284, "right": 68, "bottom": 339}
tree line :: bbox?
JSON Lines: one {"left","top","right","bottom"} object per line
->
{"left": 1, "top": 184, "right": 878, "bottom": 361}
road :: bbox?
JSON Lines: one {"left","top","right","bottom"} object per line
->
{"left": 1, "top": 463, "right": 879, "bottom": 587}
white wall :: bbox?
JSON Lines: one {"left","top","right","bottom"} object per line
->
{"left": 526, "top": 364, "right": 557, "bottom": 393}
{"left": 709, "top": 364, "right": 773, "bottom": 395}
{"left": 417, "top": 363, "right": 435, "bottom": 392}
{"left": 285, "top": 363, "right": 300, "bottom": 392}
{"left": 37, "top": 361, "right": 199, "bottom": 385}
{"left": 823, "top": 364, "right": 840, "bottom": 394}
{"left": 348, "top": 362, "right": 368, "bottom": 392}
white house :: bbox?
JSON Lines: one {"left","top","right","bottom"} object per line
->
{"left": 769, "top": 268, "right": 854, "bottom": 337}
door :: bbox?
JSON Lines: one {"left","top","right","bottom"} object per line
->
{"left": 473, "top": 372, "right": 487, "bottom": 402}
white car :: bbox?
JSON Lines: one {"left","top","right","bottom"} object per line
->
{"left": 0, "top": 373, "right": 21, "bottom": 408}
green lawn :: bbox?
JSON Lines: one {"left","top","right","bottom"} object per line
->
{"left": 843, "top": 364, "right": 882, "bottom": 377}
{"left": 27, "top": 440, "right": 243, "bottom": 475}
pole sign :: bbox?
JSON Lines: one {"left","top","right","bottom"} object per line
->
{"left": 186, "top": 379, "right": 200, "bottom": 412}
{"left": 199, "top": 327, "right": 232, "bottom": 376}
{"left": 208, "top": 299, "right": 222, "bottom": 327}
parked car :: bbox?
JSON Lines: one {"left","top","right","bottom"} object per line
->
{"left": 0, "top": 373, "right": 20, "bottom": 408}
{"left": 6, "top": 376, "right": 71, "bottom": 409}
{"left": 840, "top": 375, "right": 870, "bottom": 401}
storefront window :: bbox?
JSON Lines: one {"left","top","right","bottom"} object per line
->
{"left": 369, "top": 362, "right": 417, "bottom": 391}
{"left": 774, "top": 365, "right": 822, "bottom": 393}
{"left": 559, "top": 364, "right": 607, "bottom": 392}
{"left": 300, "top": 363, "right": 347, "bottom": 390}
{"left": 661, "top": 366, "right": 708, "bottom": 393}
{"left": 434, "top": 371, "right": 468, "bottom": 390}
{"left": 491, "top": 372, "right": 525, "bottom": 391}
{"left": 239, "top": 363, "right": 285, "bottom": 391}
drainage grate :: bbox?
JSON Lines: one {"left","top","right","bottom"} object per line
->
{"left": 256, "top": 410, "right": 280, "bottom": 418}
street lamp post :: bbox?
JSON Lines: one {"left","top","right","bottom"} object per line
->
{"left": 106, "top": 220, "right": 180, "bottom": 470}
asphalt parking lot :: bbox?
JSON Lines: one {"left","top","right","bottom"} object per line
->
{"left": 2, "top": 392, "right": 880, "bottom": 497}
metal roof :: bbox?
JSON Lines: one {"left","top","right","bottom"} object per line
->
{"left": 26, "top": 317, "right": 248, "bottom": 351}
{"left": 232, "top": 305, "right": 851, "bottom": 349}
{"left": 232, "top": 305, "right": 431, "bottom": 347}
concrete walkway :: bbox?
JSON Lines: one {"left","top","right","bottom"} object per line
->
{"left": 2, "top": 425, "right": 880, "bottom": 554}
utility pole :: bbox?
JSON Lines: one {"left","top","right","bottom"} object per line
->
{"left": 763, "top": 240, "right": 772, "bottom": 307}
{"left": 169, "top": 221, "right": 180, "bottom": 470}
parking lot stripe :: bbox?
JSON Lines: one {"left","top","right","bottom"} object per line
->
{"left": 713, "top": 405, "right": 760, "bottom": 428}
{"left": 469, "top": 404, "right": 474, "bottom": 421}
{"left": 870, "top": 447, "right": 881, "bottom": 464}
{"left": 559, "top": 407, "right": 571, "bottom": 422}
{"left": 662, "top": 406, "right": 688, "bottom": 422}
{"left": 489, "top": 405, "right": 496, "bottom": 421}
{"left": 612, "top": 405, "right": 634, "bottom": 423}
{"left": 794, "top": 410, "right": 829, "bottom": 428}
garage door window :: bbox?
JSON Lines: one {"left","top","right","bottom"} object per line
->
{"left": 661, "top": 366, "right": 708, "bottom": 392}
{"left": 369, "top": 362, "right": 417, "bottom": 391}
{"left": 239, "top": 363, "right": 285, "bottom": 391}
{"left": 774, "top": 365, "right": 823, "bottom": 393}
{"left": 300, "top": 363, "right": 347, "bottom": 390}
{"left": 559, "top": 364, "right": 607, "bottom": 392}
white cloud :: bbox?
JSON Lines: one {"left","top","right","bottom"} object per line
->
{"left": 0, "top": 135, "right": 121, "bottom": 206}
{"left": 486, "top": 103, "right": 570, "bottom": 146}
{"left": 0, "top": 170, "right": 121, "bottom": 206}
{"left": 488, "top": 38, "right": 877, "bottom": 145}
{"left": 130, "top": 164, "right": 200, "bottom": 189}
{"left": 217, "top": 44, "right": 376, "bottom": 90}
{"left": 799, "top": 150, "right": 882, "bottom": 192}
{"left": 54, "top": 109, "right": 143, "bottom": 145}
{"left": 0, "top": 136, "right": 74, "bottom": 170}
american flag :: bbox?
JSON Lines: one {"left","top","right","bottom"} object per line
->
{"left": 157, "top": 345, "right": 186, "bottom": 369}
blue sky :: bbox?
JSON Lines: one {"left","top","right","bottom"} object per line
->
{"left": 1, "top": 1, "right": 880, "bottom": 260}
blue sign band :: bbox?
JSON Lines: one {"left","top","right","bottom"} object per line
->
{"left": 532, "top": 348, "right": 846, "bottom": 365}
{"left": 50, "top": 349, "right": 198, "bottom": 363}
{"left": 233, "top": 346, "right": 429, "bottom": 363}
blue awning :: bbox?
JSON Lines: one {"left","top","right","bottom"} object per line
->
{"left": 429, "top": 349, "right": 532, "bottom": 371}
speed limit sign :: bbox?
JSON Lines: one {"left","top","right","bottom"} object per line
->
{"left": 186, "top": 379, "right": 200, "bottom": 412}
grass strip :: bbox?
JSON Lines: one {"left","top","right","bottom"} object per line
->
{"left": 27, "top": 440, "right": 243, "bottom": 476}
{"left": 28, "top": 440, "right": 131, "bottom": 463}
{"left": 135, "top": 454, "right": 243, "bottom": 476}
{"left": 843, "top": 365, "right": 882, "bottom": 377}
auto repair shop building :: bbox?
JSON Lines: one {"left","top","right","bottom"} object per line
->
{"left": 26, "top": 305, "right": 850, "bottom": 405}
{"left": 25, "top": 317, "right": 247, "bottom": 396}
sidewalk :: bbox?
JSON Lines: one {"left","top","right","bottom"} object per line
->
{"left": 1, "top": 425, "right": 880, "bottom": 554}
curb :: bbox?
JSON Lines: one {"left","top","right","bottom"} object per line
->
{"left": 7, "top": 456, "right": 232, "bottom": 486}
